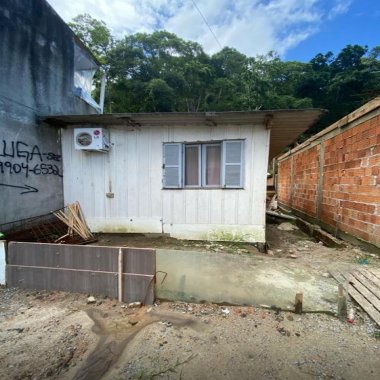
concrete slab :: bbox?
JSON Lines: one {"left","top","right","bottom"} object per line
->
{"left": 156, "top": 249, "right": 338, "bottom": 312}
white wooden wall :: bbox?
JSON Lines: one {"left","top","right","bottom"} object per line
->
{"left": 61, "top": 124, "right": 270, "bottom": 242}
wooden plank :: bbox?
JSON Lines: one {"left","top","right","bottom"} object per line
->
{"left": 118, "top": 248, "right": 123, "bottom": 302}
{"left": 343, "top": 273, "right": 380, "bottom": 313}
{"left": 346, "top": 283, "right": 380, "bottom": 326}
{"left": 358, "top": 269, "right": 380, "bottom": 288}
{"left": 351, "top": 271, "right": 380, "bottom": 299}
{"left": 329, "top": 271, "right": 347, "bottom": 286}
{"left": 369, "top": 268, "right": 380, "bottom": 278}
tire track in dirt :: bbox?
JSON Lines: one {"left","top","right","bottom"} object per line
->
{"left": 73, "top": 309, "right": 199, "bottom": 380}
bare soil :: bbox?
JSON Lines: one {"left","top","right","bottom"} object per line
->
{"left": 1, "top": 223, "right": 379, "bottom": 379}
{"left": 0, "top": 288, "right": 379, "bottom": 380}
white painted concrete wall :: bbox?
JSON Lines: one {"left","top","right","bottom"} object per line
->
{"left": 61, "top": 124, "right": 270, "bottom": 242}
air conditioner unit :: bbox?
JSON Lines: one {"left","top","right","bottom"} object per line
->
{"left": 74, "top": 128, "right": 110, "bottom": 152}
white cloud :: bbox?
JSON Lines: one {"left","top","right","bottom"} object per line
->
{"left": 47, "top": 0, "right": 352, "bottom": 57}
{"left": 327, "top": 0, "right": 353, "bottom": 20}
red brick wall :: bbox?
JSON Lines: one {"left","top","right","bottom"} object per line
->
{"left": 321, "top": 115, "right": 380, "bottom": 245}
{"left": 292, "top": 146, "right": 320, "bottom": 217}
{"left": 277, "top": 158, "right": 291, "bottom": 205}
{"left": 278, "top": 113, "right": 380, "bottom": 247}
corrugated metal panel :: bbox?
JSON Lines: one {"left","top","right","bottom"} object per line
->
{"left": 6, "top": 242, "right": 155, "bottom": 303}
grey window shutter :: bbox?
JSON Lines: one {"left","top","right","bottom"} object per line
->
{"left": 222, "top": 140, "right": 244, "bottom": 188}
{"left": 163, "top": 143, "right": 182, "bottom": 188}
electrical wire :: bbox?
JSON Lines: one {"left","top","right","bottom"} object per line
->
{"left": 190, "top": 0, "right": 223, "bottom": 50}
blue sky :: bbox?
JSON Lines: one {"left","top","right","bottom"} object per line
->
{"left": 47, "top": 0, "right": 379, "bottom": 62}
{"left": 286, "top": 0, "right": 380, "bottom": 61}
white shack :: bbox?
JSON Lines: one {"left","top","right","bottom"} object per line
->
{"left": 43, "top": 110, "right": 324, "bottom": 243}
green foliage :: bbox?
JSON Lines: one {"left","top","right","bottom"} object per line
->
{"left": 68, "top": 13, "right": 113, "bottom": 63}
{"left": 69, "top": 14, "right": 380, "bottom": 138}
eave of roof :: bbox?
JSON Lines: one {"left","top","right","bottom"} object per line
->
{"left": 41, "top": 109, "right": 327, "bottom": 161}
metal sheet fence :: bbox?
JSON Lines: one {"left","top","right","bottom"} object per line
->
{"left": 6, "top": 242, "right": 155, "bottom": 304}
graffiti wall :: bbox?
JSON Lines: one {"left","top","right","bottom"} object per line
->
{"left": 0, "top": 122, "right": 64, "bottom": 225}
{"left": 0, "top": 139, "right": 62, "bottom": 194}
{"left": 0, "top": 0, "right": 99, "bottom": 226}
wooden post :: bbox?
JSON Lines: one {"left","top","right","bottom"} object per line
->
{"left": 295, "top": 292, "right": 303, "bottom": 314}
{"left": 338, "top": 283, "right": 343, "bottom": 297}
{"left": 337, "top": 283, "right": 347, "bottom": 320}
{"left": 118, "top": 248, "right": 123, "bottom": 302}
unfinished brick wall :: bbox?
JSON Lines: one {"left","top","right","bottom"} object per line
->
{"left": 292, "top": 145, "right": 320, "bottom": 217}
{"left": 278, "top": 112, "right": 380, "bottom": 247}
{"left": 277, "top": 157, "right": 291, "bottom": 205}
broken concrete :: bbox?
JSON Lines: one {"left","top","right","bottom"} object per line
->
{"left": 156, "top": 249, "right": 338, "bottom": 312}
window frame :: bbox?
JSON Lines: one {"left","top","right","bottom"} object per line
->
{"left": 201, "top": 143, "right": 222, "bottom": 188}
{"left": 221, "top": 140, "right": 245, "bottom": 188}
{"left": 183, "top": 144, "right": 202, "bottom": 188}
{"left": 162, "top": 143, "right": 183, "bottom": 189}
{"left": 163, "top": 139, "right": 244, "bottom": 190}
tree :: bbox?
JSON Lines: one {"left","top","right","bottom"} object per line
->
{"left": 68, "top": 13, "right": 113, "bottom": 63}
{"left": 68, "top": 12, "right": 380, "bottom": 132}
{"left": 145, "top": 78, "right": 175, "bottom": 112}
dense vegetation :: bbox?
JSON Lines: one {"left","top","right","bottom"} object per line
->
{"left": 69, "top": 14, "right": 380, "bottom": 137}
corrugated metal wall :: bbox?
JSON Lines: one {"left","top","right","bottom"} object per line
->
{"left": 61, "top": 124, "right": 269, "bottom": 242}
{"left": 6, "top": 242, "right": 155, "bottom": 304}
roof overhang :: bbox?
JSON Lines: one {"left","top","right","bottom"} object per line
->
{"left": 42, "top": 109, "right": 326, "bottom": 160}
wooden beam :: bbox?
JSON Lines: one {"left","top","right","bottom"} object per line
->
{"left": 118, "top": 248, "right": 123, "bottom": 302}
{"left": 295, "top": 292, "right": 303, "bottom": 314}
{"left": 205, "top": 118, "right": 217, "bottom": 127}
{"left": 265, "top": 114, "right": 274, "bottom": 130}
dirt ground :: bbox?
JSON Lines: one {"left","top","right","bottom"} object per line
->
{"left": 1, "top": 222, "right": 380, "bottom": 380}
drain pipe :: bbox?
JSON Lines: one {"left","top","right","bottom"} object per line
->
{"left": 118, "top": 248, "right": 123, "bottom": 302}
{"left": 99, "top": 72, "right": 107, "bottom": 114}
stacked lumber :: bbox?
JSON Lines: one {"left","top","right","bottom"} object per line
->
{"left": 53, "top": 202, "right": 94, "bottom": 242}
